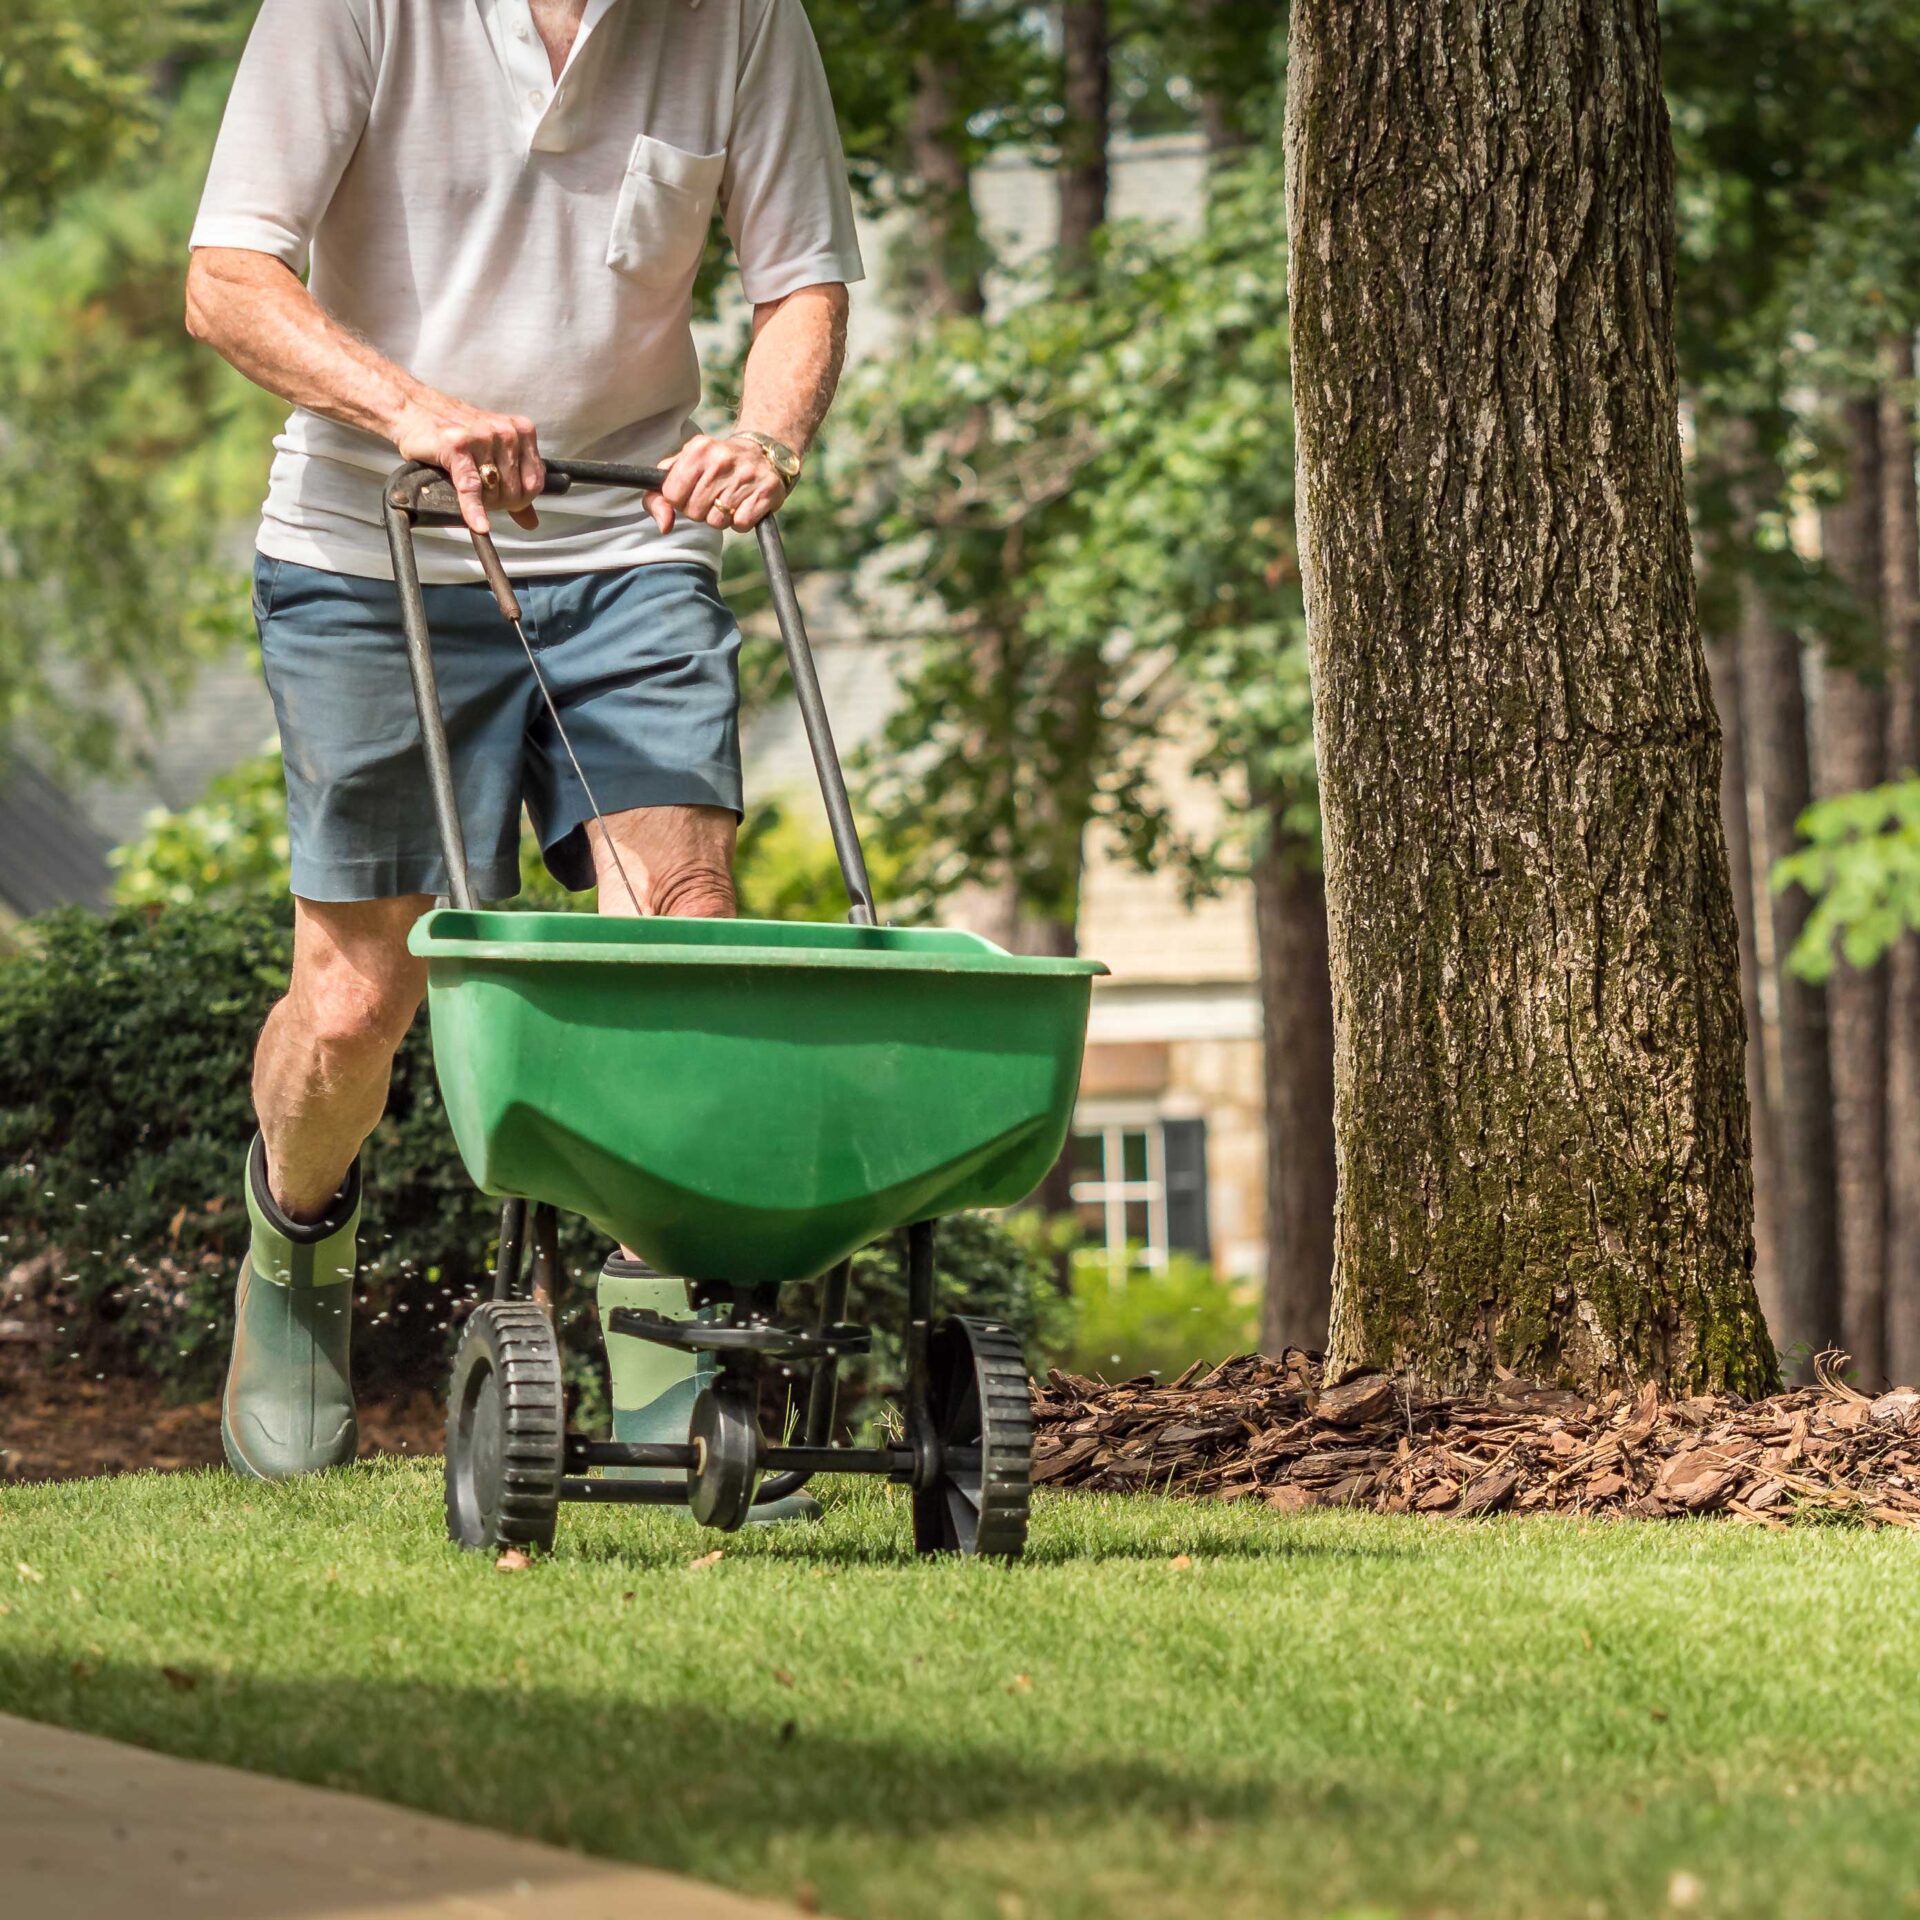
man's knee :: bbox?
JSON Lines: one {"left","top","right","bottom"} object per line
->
{"left": 298, "top": 963, "right": 423, "bottom": 1057}
{"left": 285, "top": 898, "right": 427, "bottom": 1062}
{"left": 648, "top": 859, "right": 735, "bottom": 918}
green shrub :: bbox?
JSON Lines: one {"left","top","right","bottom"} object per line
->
{"left": 0, "top": 899, "right": 1071, "bottom": 1406}
{"left": 1063, "top": 1252, "right": 1259, "bottom": 1383}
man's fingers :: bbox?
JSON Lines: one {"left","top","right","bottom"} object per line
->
{"left": 643, "top": 489, "right": 675, "bottom": 533}
{"left": 511, "top": 506, "right": 541, "bottom": 531}
{"left": 445, "top": 447, "right": 491, "bottom": 534}
{"left": 510, "top": 415, "right": 543, "bottom": 508}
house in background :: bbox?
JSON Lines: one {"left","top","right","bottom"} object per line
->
{"left": 0, "top": 760, "right": 114, "bottom": 942}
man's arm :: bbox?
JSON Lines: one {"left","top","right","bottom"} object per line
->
{"left": 649, "top": 281, "right": 850, "bottom": 534}
{"left": 185, "top": 248, "right": 543, "bottom": 536}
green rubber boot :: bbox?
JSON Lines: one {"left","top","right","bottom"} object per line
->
{"left": 221, "top": 1135, "right": 361, "bottom": 1481}
{"left": 600, "top": 1254, "right": 820, "bottom": 1524}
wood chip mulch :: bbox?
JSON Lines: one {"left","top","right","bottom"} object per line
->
{"left": 1031, "top": 1348, "right": 1920, "bottom": 1527}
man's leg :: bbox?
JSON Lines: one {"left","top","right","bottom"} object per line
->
{"left": 588, "top": 802, "right": 736, "bottom": 920}
{"left": 224, "top": 895, "right": 428, "bottom": 1480}
{"left": 254, "top": 895, "right": 431, "bottom": 1217}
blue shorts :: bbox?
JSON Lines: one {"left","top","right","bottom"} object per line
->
{"left": 253, "top": 555, "right": 743, "bottom": 902}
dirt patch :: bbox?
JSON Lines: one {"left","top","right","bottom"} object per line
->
{"left": 1032, "top": 1348, "right": 1920, "bottom": 1527}
{"left": 0, "top": 1345, "right": 443, "bottom": 1483}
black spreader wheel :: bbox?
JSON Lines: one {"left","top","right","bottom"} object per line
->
{"left": 445, "top": 1301, "right": 564, "bottom": 1552}
{"left": 913, "top": 1315, "right": 1032, "bottom": 1559}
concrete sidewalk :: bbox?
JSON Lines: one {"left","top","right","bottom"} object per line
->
{"left": 1, "top": 1713, "right": 802, "bottom": 1920}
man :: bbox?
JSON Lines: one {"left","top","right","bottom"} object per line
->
{"left": 185, "top": 0, "right": 862, "bottom": 1487}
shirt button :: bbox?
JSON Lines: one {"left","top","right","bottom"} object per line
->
{"left": 527, "top": 88, "right": 545, "bottom": 106}
{"left": 512, "top": 19, "right": 528, "bottom": 38}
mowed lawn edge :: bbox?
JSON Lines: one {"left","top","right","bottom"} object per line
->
{"left": 2, "top": 1463, "right": 1918, "bottom": 1920}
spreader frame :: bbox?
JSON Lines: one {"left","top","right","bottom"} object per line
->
{"left": 389, "top": 462, "right": 1038, "bottom": 1556}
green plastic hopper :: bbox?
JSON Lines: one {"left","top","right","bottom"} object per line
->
{"left": 408, "top": 910, "right": 1106, "bottom": 1286}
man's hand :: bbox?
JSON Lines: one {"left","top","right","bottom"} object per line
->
{"left": 391, "top": 394, "right": 545, "bottom": 537}
{"left": 645, "top": 432, "right": 789, "bottom": 536}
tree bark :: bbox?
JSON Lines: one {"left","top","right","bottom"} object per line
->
{"left": 1737, "top": 458, "right": 1842, "bottom": 1376}
{"left": 1254, "top": 826, "right": 1336, "bottom": 1353}
{"left": 904, "top": 4, "right": 986, "bottom": 320}
{"left": 1815, "top": 394, "right": 1889, "bottom": 1385}
{"left": 1286, "top": 0, "right": 1775, "bottom": 1395}
{"left": 1057, "top": 2, "right": 1110, "bottom": 281}
{"left": 1881, "top": 334, "right": 1920, "bottom": 1386}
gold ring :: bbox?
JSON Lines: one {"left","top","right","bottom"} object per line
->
{"left": 714, "top": 503, "right": 735, "bottom": 527}
{"left": 478, "top": 462, "right": 501, "bottom": 491}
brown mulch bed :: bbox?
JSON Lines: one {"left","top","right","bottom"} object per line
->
{"left": 0, "top": 1345, "right": 443, "bottom": 1483}
{"left": 1032, "top": 1347, "right": 1920, "bottom": 1527}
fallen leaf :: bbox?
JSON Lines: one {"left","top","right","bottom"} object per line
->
{"left": 161, "top": 1666, "right": 196, "bottom": 1692}
{"left": 773, "top": 1667, "right": 796, "bottom": 1688}
{"left": 70, "top": 1660, "right": 94, "bottom": 1682}
{"left": 1668, "top": 1868, "right": 1705, "bottom": 1910}
{"left": 15, "top": 1562, "right": 43, "bottom": 1584}
{"left": 621, "top": 1590, "right": 635, "bottom": 1603}
{"left": 1168, "top": 1553, "right": 1193, "bottom": 1570}
{"left": 1008, "top": 1673, "right": 1033, "bottom": 1694}
{"left": 689, "top": 1549, "right": 725, "bottom": 1571}
{"left": 494, "top": 1548, "right": 531, "bottom": 1572}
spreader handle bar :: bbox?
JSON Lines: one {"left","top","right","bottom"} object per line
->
{"left": 383, "top": 459, "right": 879, "bottom": 924}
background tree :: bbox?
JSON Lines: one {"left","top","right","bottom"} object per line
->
{"left": 1287, "top": 0, "right": 1775, "bottom": 1394}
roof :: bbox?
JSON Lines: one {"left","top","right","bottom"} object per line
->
{"left": 0, "top": 756, "right": 114, "bottom": 918}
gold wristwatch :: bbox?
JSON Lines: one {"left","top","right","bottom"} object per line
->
{"left": 730, "top": 429, "right": 802, "bottom": 493}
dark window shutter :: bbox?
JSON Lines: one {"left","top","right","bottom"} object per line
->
{"left": 1161, "top": 1117, "right": 1210, "bottom": 1262}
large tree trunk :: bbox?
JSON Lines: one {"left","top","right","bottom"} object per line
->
{"left": 904, "top": 3, "right": 986, "bottom": 320}
{"left": 1285, "top": 0, "right": 1775, "bottom": 1395}
{"left": 1815, "top": 395, "right": 1889, "bottom": 1385}
{"left": 1882, "top": 334, "right": 1920, "bottom": 1386}
{"left": 1254, "top": 825, "right": 1337, "bottom": 1353}
{"left": 1057, "top": 2, "right": 1110, "bottom": 280}
{"left": 1738, "top": 465, "right": 1842, "bottom": 1375}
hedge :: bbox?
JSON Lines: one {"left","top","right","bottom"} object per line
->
{"left": 0, "top": 901, "right": 1068, "bottom": 1412}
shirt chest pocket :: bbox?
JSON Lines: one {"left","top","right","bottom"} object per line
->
{"left": 606, "top": 134, "right": 726, "bottom": 285}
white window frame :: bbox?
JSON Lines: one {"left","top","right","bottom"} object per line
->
{"left": 1069, "top": 1104, "right": 1170, "bottom": 1288}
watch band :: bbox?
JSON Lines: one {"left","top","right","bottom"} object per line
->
{"left": 730, "top": 429, "right": 802, "bottom": 491}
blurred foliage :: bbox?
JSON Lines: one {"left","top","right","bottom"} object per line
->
{"left": 1063, "top": 1252, "right": 1258, "bottom": 1384}
{"left": 0, "top": 51, "right": 278, "bottom": 772}
{"left": 0, "top": 899, "right": 1068, "bottom": 1400}
{"left": 829, "top": 146, "right": 1310, "bottom": 926}
{"left": 1775, "top": 781, "right": 1920, "bottom": 984}
{"left": 110, "top": 750, "right": 287, "bottom": 907}
{"left": 0, "top": 1, "right": 239, "bottom": 228}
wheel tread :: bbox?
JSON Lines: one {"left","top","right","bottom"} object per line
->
{"left": 444, "top": 1300, "right": 565, "bottom": 1552}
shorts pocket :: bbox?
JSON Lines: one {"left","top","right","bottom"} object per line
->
{"left": 251, "top": 554, "right": 285, "bottom": 625}
{"left": 605, "top": 134, "right": 725, "bottom": 285}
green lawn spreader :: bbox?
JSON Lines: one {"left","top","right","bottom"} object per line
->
{"left": 384, "top": 460, "right": 1104, "bottom": 1559}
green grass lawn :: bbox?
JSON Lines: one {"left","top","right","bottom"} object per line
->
{"left": 2, "top": 1467, "right": 1918, "bottom": 1920}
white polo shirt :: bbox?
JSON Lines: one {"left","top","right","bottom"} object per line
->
{"left": 191, "top": 0, "right": 864, "bottom": 583}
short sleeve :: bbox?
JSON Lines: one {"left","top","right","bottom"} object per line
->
{"left": 720, "top": 0, "right": 865, "bottom": 305}
{"left": 189, "top": 0, "right": 375, "bottom": 272}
